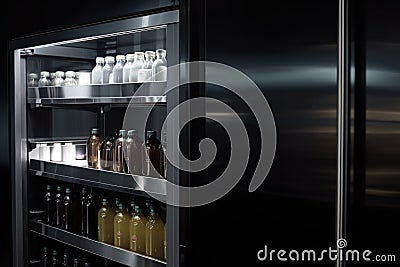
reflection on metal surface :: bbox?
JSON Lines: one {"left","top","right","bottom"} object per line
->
{"left": 30, "top": 220, "right": 166, "bottom": 266}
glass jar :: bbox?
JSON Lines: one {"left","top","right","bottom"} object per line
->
{"left": 152, "top": 49, "right": 167, "bottom": 81}
{"left": 102, "top": 56, "right": 115, "bottom": 84}
{"left": 63, "top": 71, "right": 78, "bottom": 86}
{"left": 138, "top": 51, "right": 155, "bottom": 82}
{"left": 28, "top": 73, "right": 38, "bottom": 87}
{"left": 53, "top": 71, "right": 65, "bottom": 86}
{"left": 123, "top": 54, "right": 135, "bottom": 83}
{"left": 129, "top": 52, "right": 145, "bottom": 83}
{"left": 113, "top": 55, "right": 125, "bottom": 83}
{"left": 92, "top": 57, "right": 104, "bottom": 84}
{"left": 38, "top": 71, "right": 51, "bottom": 86}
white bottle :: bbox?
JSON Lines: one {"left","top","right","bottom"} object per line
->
{"left": 137, "top": 51, "right": 155, "bottom": 82}
{"left": 112, "top": 55, "right": 125, "bottom": 83}
{"left": 92, "top": 57, "right": 104, "bottom": 84}
{"left": 123, "top": 54, "right": 135, "bottom": 83}
{"left": 53, "top": 71, "right": 65, "bottom": 86}
{"left": 38, "top": 71, "right": 51, "bottom": 86}
{"left": 63, "top": 71, "right": 78, "bottom": 86}
{"left": 129, "top": 52, "right": 145, "bottom": 83}
{"left": 152, "top": 49, "right": 167, "bottom": 81}
{"left": 102, "top": 56, "right": 115, "bottom": 84}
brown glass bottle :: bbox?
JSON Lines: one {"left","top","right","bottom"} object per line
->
{"left": 144, "top": 131, "right": 162, "bottom": 177}
{"left": 113, "top": 130, "right": 128, "bottom": 173}
{"left": 87, "top": 128, "right": 103, "bottom": 169}
{"left": 99, "top": 131, "right": 117, "bottom": 171}
{"left": 125, "top": 130, "right": 143, "bottom": 175}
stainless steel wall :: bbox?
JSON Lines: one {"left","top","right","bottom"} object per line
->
{"left": 186, "top": 0, "right": 338, "bottom": 266}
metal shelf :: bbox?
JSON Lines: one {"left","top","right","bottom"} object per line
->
{"left": 29, "top": 159, "right": 166, "bottom": 200}
{"left": 28, "top": 82, "right": 167, "bottom": 107}
{"left": 30, "top": 220, "right": 166, "bottom": 267}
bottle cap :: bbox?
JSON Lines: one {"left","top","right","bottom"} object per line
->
{"left": 145, "top": 51, "right": 156, "bottom": 56}
{"left": 135, "top": 51, "right": 145, "bottom": 56}
{"left": 81, "top": 187, "right": 87, "bottom": 194}
{"left": 57, "top": 186, "right": 62, "bottom": 192}
{"left": 43, "top": 247, "right": 48, "bottom": 253}
{"left": 119, "top": 129, "right": 127, "bottom": 136}
{"left": 29, "top": 73, "right": 38, "bottom": 78}
{"left": 105, "top": 56, "right": 115, "bottom": 63}
{"left": 102, "top": 198, "right": 109, "bottom": 205}
{"left": 116, "top": 55, "right": 125, "bottom": 61}
{"left": 52, "top": 250, "right": 58, "bottom": 256}
{"left": 46, "top": 185, "right": 52, "bottom": 191}
{"left": 74, "top": 258, "right": 79, "bottom": 264}
{"left": 40, "top": 71, "right": 50, "bottom": 77}
{"left": 55, "top": 71, "right": 65, "bottom": 77}
{"left": 84, "top": 262, "right": 91, "bottom": 267}
{"left": 127, "top": 129, "right": 137, "bottom": 136}
{"left": 118, "top": 202, "right": 125, "bottom": 210}
{"left": 91, "top": 128, "right": 100, "bottom": 134}
{"left": 65, "top": 188, "right": 71, "bottom": 194}
{"left": 146, "top": 130, "right": 156, "bottom": 138}
{"left": 96, "top": 57, "right": 105, "bottom": 64}
{"left": 63, "top": 254, "right": 69, "bottom": 260}
{"left": 65, "top": 71, "right": 75, "bottom": 78}
{"left": 126, "top": 54, "right": 135, "bottom": 60}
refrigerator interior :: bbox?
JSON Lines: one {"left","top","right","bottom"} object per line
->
{"left": 12, "top": 13, "right": 179, "bottom": 267}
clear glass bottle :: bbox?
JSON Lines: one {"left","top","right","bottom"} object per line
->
{"left": 99, "top": 133, "right": 115, "bottom": 171}
{"left": 129, "top": 204, "right": 147, "bottom": 254}
{"left": 63, "top": 71, "right": 78, "bottom": 86}
{"left": 129, "top": 52, "right": 145, "bottom": 83}
{"left": 123, "top": 54, "right": 135, "bottom": 83}
{"left": 152, "top": 49, "right": 167, "bottom": 81}
{"left": 42, "top": 247, "right": 49, "bottom": 267}
{"left": 114, "top": 202, "right": 130, "bottom": 249}
{"left": 54, "top": 185, "right": 63, "bottom": 228}
{"left": 44, "top": 184, "right": 53, "bottom": 225}
{"left": 137, "top": 51, "right": 155, "bottom": 82}
{"left": 112, "top": 55, "right": 125, "bottom": 83}
{"left": 85, "top": 188, "right": 97, "bottom": 239}
{"left": 98, "top": 198, "right": 115, "bottom": 245}
{"left": 87, "top": 128, "right": 103, "bottom": 169}
{"left": 144, "top": 131, "right": 162, "bottom": 177}
{"left": 54, "top": 71, "right": 65, "bottom": 86}
{"left": 92, "top": 57, "right": 104, "bottom": 84}
{"left": 28, "top": 73, "right": 38, "bottom": 87}
{"left": 62, "top": 188, "right": 73, "bottom": 231}
{"left": 125, "top": 130, "right": 143, "bottom": 175}
{"left": 80, "top": 187, "right": 87, "bottom": 236}
{"left": 38, "top": 71, "right": 51, "bottom": 86}
{"left": 145, "top": 205, "right": 164, "bottom": 260}
{"left": 50, "top": 72, "right": 56, "bottom": 86}
{"left": 102, "top": 56, "right": 115, "bottom": 84}
{"left": 113, "top": 130, "right": 128, "bottom": 173}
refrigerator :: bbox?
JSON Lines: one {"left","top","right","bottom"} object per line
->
{"left": 9, "top": 0, "right": 400, "bottom": 267}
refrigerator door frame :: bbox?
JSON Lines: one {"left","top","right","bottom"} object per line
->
{"left": 10, "top": 9, "right": 180, "bottom": 267}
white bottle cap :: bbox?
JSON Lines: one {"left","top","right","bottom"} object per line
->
{"left": 105, "top": 56, "right": 115, "bottom": 63}
{"left": 126, "top": 54, "right": 135, "bottom": 60}
{"left": 156, "top": 49, "right": 166, "bottom": 54}
{"left": 145, "top": 51, "right": 156, "bottom": 56}
{"left": 29, "top": 73, "right": 38, "bottom": 78}
{"left": 40, "top": 71, "right": 50, "bottom": 77}
{"left": 135, "top": 51, "right": 145, "bottom": 57}
{"left": 96, "top": 57, "right": 105, "bottom": 64}
{"left": 65, "top": 71, "right": 76, "bottom": 78}
{"left": 116, "top": 55, "right": 126, "bottom": 61}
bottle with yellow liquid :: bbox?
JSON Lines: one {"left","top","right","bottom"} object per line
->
{"left": 114, "top": 202, "right": 130, "bottom": 249}
{"left": 145, "top": 205, "right": 165, "bottom": 260}
{"left": 98, "top": 198, "right": 114, "bottom": 244}
{"left": 129, "top": 204, "right": 147, "bottom": 254}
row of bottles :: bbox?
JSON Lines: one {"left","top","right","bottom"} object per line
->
{"left": 91, "top": 49, "right": 167, "bottom": 84}
{"left": 44, "top": 185, "right": 96, "bottom": 237}
{"left": 28, "top": 71, "right": 80, "bottom": 87}
{"left": 98, "top": 198, "right": 166, "bottom": 260}
{"left": 87, "top": 128, "right": 167, "bottom": 178}
{"left": 39, "top": 245, "right": 118, "bottom": 267}
{"left": 43, "top": 183, "right": 166, "bottom": 261}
